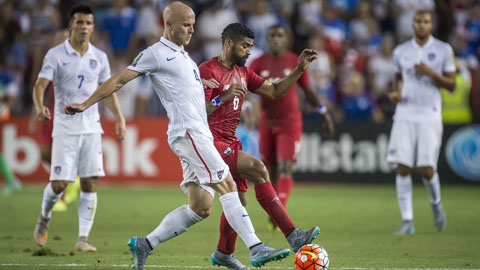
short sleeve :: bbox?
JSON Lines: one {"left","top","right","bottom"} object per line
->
{"left": 245, "top": 66, "right": 265, "bottom": 93}
{"left": 199, "top": 62, "right": 215, "bottom": 100}
{"left": 392, "top": 47, "right": 401, "bottom": 73}
{"left": 38, "top": 50, "right": 56, "bottom": 81}
{"left": 127, "top": 47, "right": 159, "bottom": 75}
{"left": 98, "top": 52, "right": 111, "bottom": 84}
{"left": 443, "top": 45, "right": 456, "bottom": 73}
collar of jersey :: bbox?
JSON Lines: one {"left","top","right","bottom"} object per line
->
{"left": 159, "top": 37, "right": 186, "bottom": 54}
{"left": 411, "top": 35, "right": 434, "bottom": 50}
{"left": 64, "top": 39, "right": 93, "bottom": 56}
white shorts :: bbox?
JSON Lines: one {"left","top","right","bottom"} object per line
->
{"left": 387, "top": 120, "right": 443, "bottom": 169}
{"left": 171, "top": 131, "right": 229, "bottom": 198}
{"left": 50, "top": 133, "right": 105, "bottom": 181}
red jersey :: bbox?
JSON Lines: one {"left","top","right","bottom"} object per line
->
{"left": 199, "top": 57, "right": 265, "bottom": 144}
{"left": 249, "top": 52, "right": 310, "bottom": 127}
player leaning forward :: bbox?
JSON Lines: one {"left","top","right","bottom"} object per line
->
{"left": 65, "top": 2, "right": 290, "bottom": 270}
{"left": 387, "top": 9, "right": 455, "bottom": 235}
{"left": 32, "top": 5, "right": 126, "bottom": 251}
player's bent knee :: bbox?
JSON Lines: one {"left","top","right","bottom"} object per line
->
{"left": 51, "top": 180, "right": 68, "bottom": 194}
{"left": 397, "top": 164, "right": 411, "bottom": 176}
{"left": 80, "top": 177, "right": 97, "bottom": 192}
{"left": 419, "top": 167, "right": 434, "bottom": 180}
{"left": 192, "top": 207, "right": 211, "bottom": 219}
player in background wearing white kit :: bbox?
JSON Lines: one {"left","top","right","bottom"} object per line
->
{"left": 32, "top": 5, "right": 126, "bottom": 251}
{"left": 387, "top": 10, "right": 456, "bottom": 235}
{"left": 65, "top": 2, "right": 297, "bottom": 270}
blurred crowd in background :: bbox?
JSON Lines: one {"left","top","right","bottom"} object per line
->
{"left": 0, "top": 0, "right": 479, "bottom": 125}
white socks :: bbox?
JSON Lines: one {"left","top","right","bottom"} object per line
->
{"left": 396, "top": 174, "right": 413, "bottom": 221}
{"left": 41, "top": 183, "right": 63, "bottom": 217}
{"left": 220, "top": 192, "right": 261, "bottom": 248}
{"left": 147, "top": 205, "right": 202, "bottom": 248}
{"left": 423, "top": 172, "right": 441, "bottom": 205}
{"left": 78, "top": 192, "right": 97, "bottom": 237}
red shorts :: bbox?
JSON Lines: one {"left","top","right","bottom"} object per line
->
{"left": 259, "top": 122, "right": 302, "bottom": 168}
{"left": 38, "top": 120, "right": 53, "bottom": 146}
{"left": 214, "top": 140, "right": 248, "bottom": 193}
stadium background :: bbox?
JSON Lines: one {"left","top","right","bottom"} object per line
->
{"left": 0, "top": 1, "right": 479, "bottom": 269}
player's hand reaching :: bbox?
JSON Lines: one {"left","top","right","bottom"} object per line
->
{"left": 321, "top": 113, "right": 335, "bottom": 137}
{"left": 36, "top": 106, "right": 51, "bottom": 121}
{"left": 222, "top": 83, "right": 247, "bottom": 101}
{"left": 64, "top": 103, "right": 86, "bottom": 115}
{"left": 297, "top": 49, "right": 319, "bottom": 71}
{"left": 202, "top": 78, "right": 220, "bottom": 90}
{"left": 115, "top": 118, "right": 126, "bottom": 141}
{"left": 388, "top": 90, "right": 402, "bottom": 104}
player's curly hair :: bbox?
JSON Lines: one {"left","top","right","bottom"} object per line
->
{"left": 69, "top": 5, "right": 93, "bottom": 22}
{"left": 221, "top": 23, "right": 255, "bottom": 44}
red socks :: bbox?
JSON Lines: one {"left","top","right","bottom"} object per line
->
{"left": 255, "top": 182, "right": 295, "bottom": 236}
{"left": 216, "top": 212, "right": 237, "bottom": 254}
{"left": 275, "top": 176, "right": 293, "bottom": 206}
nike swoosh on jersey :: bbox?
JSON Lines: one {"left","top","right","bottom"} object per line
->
{"left": 166, "top": 57, "right": 176, "bottom": 61}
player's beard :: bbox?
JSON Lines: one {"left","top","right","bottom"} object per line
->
{"left": 233, "top": 54, "right": 248, "bottom": 67}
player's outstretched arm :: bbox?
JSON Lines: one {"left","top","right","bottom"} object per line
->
{"left": 32, "top": 77, "right": 52, "bottom": 122}
{"left": 65, "top": 68, "right": 140, "bottom": 115}
{"left": 255, "top": 49, "right": 318, "bottom": 100}
{"left": 301, "top": 84, "right": 334, "bottom": 136}
{"left": 105, "top": 93, "right": 126, "bottom": 141}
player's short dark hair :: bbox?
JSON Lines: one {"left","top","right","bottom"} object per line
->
{"left": 268, "top": 24, "right": 286, "bottom": 32}
{"left": 414, "top": 9, "right": 434, "bottom": 19}
{"left": 70, "top": 5, "right": 93, "bottom": 22}
{"left": 221, "top": 23, "right": 255, "bottom": 44}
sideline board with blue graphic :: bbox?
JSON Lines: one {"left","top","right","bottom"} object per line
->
{"left": 445, "top": 125, "right": 480, "bottom": 182}
{"left": 293, "top": 120, "right": 479, "bottom": 184}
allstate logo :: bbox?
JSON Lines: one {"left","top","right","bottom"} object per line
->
{"left": 445, "top": 125, "right": 480, "bottom": 181}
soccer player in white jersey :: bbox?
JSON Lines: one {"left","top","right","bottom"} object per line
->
{"left": 64, "top": 2, "right": 301, "bottom": 270}
{"left": 387, "top": 10, "right": 456, "bottom": 235}
{"left": 32, "top": 5, "right": 126, "bottom": 252}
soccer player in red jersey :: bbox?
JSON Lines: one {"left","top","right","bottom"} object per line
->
{"left": 249, "top": 25, "right": 334, "bottom": 231}
{"left": 200, "top": 23, "right": 321, "bottom": 270}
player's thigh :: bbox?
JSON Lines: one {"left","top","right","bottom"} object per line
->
{"left": 417, "top": 121, "right": 443, "bottom": 169}
{"left": 50, "top": 135, "right": 79, "bottom": 181}
{"left": 78, "top": 133, "right": 105, "bottom": 179}
{"left": 214, "top": 140, "right": 248, "bottom": 192}
{"left": 387, "top": 120, "right": 416, "bottom": 168}
{"left": 173, "top": 132, "right": 230, "bottom": 197}
{"left": 237, "top": 150, "right": 268, "bottom": 185}
{"left": 258, "top": 124, "right": 276, "bottom": 168}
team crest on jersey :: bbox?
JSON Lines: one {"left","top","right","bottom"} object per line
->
{"left": 260, "top": 70, "right": 270, "bottom": 77}
{"left": 241, "top": 77, "right": 246, "bottom": 87}
{"left": 283, "top": 68, "right": 291, "bottom": 76}
{"left": 217, "top": 170, "right": 224, "bottom": 180}
{"left": 90, "top": 59, "right": 97, "bottom": 69}
{"left": 54, "top": 166, "right": 61, "bottom": 175}
{"left": 224, "top": 147, "right": 232, "bottom": 155}
{"left": 428, "top": 52, "right": 436, "bottom": 61}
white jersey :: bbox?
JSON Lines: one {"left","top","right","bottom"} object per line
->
{"left": 392, "top": 36, "right": 455, "bottom": 122}
{"left": 127, "top": 37, "right": 212, "bottom": 145}
{"left": 38, "top": 39, "right": 110, "bottom": 136}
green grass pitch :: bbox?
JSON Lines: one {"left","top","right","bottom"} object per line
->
{"left": 0, "top": 183, "right": 479, "bottom": 269}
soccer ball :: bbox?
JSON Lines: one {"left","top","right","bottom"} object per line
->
{"left": 294, "top": 244, "right": 329, "bottom": 270}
